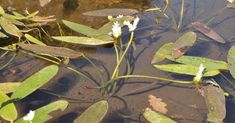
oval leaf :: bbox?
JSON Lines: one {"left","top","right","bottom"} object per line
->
{"left": 172, "top": 32, "right": 197, "bottom": 58}
{"left": 143, "top": 108, "right": 177, "bottom": 123}
{"left": 154, "top": 64, "right": 220, "bottom": 77}
{"left": 24, "top": 34, "right": 46, "bottom": 46}
{"left": 83, "top": 8, "right": 138, "bottom": 16}
{"left": 10, "top": 65, "right": 59, "bottom": 100}
{"left": 53, "top": 36, "right": 114, "bottom": 46}
{"left": 0, "top": 17, "right": 22, "bottom": 37}
{"left": 228, "top": 45, "right": 235, "bottom": 79}
{"left": 151, "top": 42, "right": 174, "bottom": 64}
{"left": 62, "top": 20, "right": 97, "bottom": 37}
{"left": 0, "top": 92, "right": 17, "bottom": 122}
{"left": 192, "top": 22, "right": 226, "bottom": 44}
{"left": 73, "top": 100, "right": 108, "bottom": 123}
{"left": 0, "top": 82, "right": 21, "bottom": 94}
{"left": 18, "top": 43, "right": 83, "bottom": 58}
{"left": 15, "top": 100, "right": 68, "bottom": 123}
{"left": 203, "top": 84, "right": 226, "bottom": 123}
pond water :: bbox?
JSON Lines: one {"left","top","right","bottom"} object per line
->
{"left": 0, "top": 0, "right": 235, "bottom": 123}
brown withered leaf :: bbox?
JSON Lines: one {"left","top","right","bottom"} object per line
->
{"left": 148, "top": 95, "right": 168, "bottom": 114}
{"left": 192, "top": 22, "right": 226, "bottom": 44}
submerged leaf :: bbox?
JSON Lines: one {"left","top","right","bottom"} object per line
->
{"left": 172, "top": 32, "right": 197, "bottom": 58}
{"left": 62, "top": 20, "right": 97, "bottom": 37}
{"left": 18, "top": 43, "right": 83, "bottom": 58}
{"left": 52, "top": 36, "right": 114, "bottom": 46}
{"left": 154, "top": 64, "right": 220, "bottom": 77}
{"left": 192, "top": 22, "right": 226, "bottom": 44}
{"left": 227, "top": 45, "right": 235, "bottom": 79}
{"left": 16, "top": 100, "right": 68, "bottom": 123}
{"left": 10, "top": 65, "right": 59, "bottom": 100}
{"left": 148, "top": 95, "right": 168, "bottom": 114}
{"left": 0, "top": 92, "right": 17, "bottom": 122}
{"left": 73, "top": 100, "right": 108, "bottom": 123}
{"left": 0, "top": 82, "right": 21, "bottom": 94}
{"left": 83, "top": 8, "right": 138, "bottom": 16}
{"left": 143, "top": 108, "right": 177, "bottom": 123}
{"left": 203, "top": 84, "right": 226, "bottom": 123}
{"left": 0, "top": 17, "right": 22, "bottom": 37}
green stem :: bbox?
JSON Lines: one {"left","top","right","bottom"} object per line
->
{"left": 177, "top": 0, "right": 185, "bottom": 32}
{"left": 111, "top": 32, "right": 134, "bottom": 79}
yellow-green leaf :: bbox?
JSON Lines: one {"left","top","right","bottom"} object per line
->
{"left": 52, "top": 36, "right": 114, "bottom": 46}
{"left": 0, "top": 82, "right": 21, "bottom": 94}
{"left": 143, "top": 108, "right": 177, "bottom": 123}
{"left": 0, "top": 92, "right": 17, "bottom": 122}
{"left": 24, "top": 34, "right": 46, "bottom": 46}
{"left": 151, "top": 42, "right": 173, "bottom": 64}
{"left": 154, "top": 64, "right": 220, "bottom": 77}
{"left": 15, "top": 100, "right": 68, "bottom": 123}
{"left": 228, "top": 45, "right": 235, "bottom": 79}
{"left": 10, "top": 65, "right": 59, "bottom": 100}
{"left": 0, "top": 17, "right": 22, "bottom": 37}
{"left": 73, "top": 100, "right": 108, "bottom": 123}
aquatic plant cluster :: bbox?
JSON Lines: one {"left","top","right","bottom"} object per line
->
{"left": 0, "top": 0, "right": 235, "bottom": 123}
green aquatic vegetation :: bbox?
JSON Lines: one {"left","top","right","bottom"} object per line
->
{"left": 15, "top": 100, "right": 69, "bottom": 123}
{"left": 82, "top": 8, "right": 138, "bottom": 17}
{"left": 10, "top": 65, "right": 59, "bottom": 100}
{"left": 203, "top": 81, "right": 226, "bottom": 123}
{"left": 0, "top": 6, "right": 55, "bottom": 39}
{"left": 143, "top": 108, "right": 177, "bottom": 123}
{"left": 0, "top": 82, "right": 21, "bottom": 94}
{"left": 73, "top": 100, "right": 108, "bottom": 123}
{"left": 24, "top": 34, "right": 47, "bottom": 46}
{"left": 0, "top": 92, "right": 18, "bottom": 122}
{"left": 227, "top": 45, "right": 235, "bottom": 79}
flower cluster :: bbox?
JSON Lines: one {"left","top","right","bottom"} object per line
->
{"left": 23, "top": 110, "right": 35, "bottom": 122}
{"left": 110, "top": 15, "right": 140, "bottom": 38}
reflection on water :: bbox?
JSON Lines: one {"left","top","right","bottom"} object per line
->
{"left": 0, "top": 0, "right": 235, "bottom": 122}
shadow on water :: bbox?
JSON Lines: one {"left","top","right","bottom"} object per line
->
{"left": 1, "top": 0, "right": 235, "bottom": 123}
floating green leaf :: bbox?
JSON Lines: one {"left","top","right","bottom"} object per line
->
{"left": 62, "top": 20, "right": 97, "bottom": 37}
{"left": 53, "top": 36, "right": 113, "bottom": 46}
{"left": 166, "top": 55, "right": 228, "bottom": 71}
{"left": 82, "top": 8, "right": 138, "bottom": 16}
{"left": 151, "top": 42, "right": 173, "bottom": 64}
{"left": 228, "top": 45, "right": 235, "bottom": 79}
{"left": 203, "top": 84, "right": 226, "bottom": 123}
{"left": 73, "top": 100, "right": 108, "bottom": 123}
{"left": 15, "top": 100, "right": 68, "bottom": 123}
{"left": 172, "top": 32, "right": 197, "bottom": 58}
{"left": 0, "top": 82, "right": 21, "bottom": 94}
{"left": 18, "top": 43, "right": 83, "bottom": 58}
{"left": 0, "top": 17, "right": 22, "bottom": 37}
{"left": 0, "top": 91, "right": 17, "bottom": 122}
{"left": 143, "top": 108, "right": 177, "bottom": 123}
{"left": 154, "top": 64, "right": 220, "bottom": 77}
{"left": 24, "top": 34, "right": 46, "bottom": 46}
{"left": 10, "top": 65, "right": 59, "bottom": 100}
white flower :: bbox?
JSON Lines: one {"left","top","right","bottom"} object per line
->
{"left": 193, "top": 64, "right": 205, "bottom": 84}
{"left": 111, "top": 21, "right": 122, "bottom": 38}
{"left": 23, "top": 110, "right": 35, "bottom": 121}
{"left": 123, "top": 16, "right": 140, "bottom": 32}
{"left": 117, "top": 15, "right": 123, "bottom": 18}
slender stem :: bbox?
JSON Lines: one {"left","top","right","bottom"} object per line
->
{"left": 177, "top": 0, "right": 185, "bottom": 32}
{"left": 114, "top": 43, "right": 120, "bottom": 78}
{"left": 111, "top": 32, "right": 134, "bottom": 79}
{"left": 104, "top": 75, "right": 194, "bottom": 87}
{"left": 0, "top": 52, "right": 16, "bottom": 70}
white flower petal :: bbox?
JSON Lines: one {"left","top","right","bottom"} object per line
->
{"left": 112, "top": 21, "right": 121, "bottom": 38}
{"left": 23, "top": 110, "right": 35, "bottom": 121}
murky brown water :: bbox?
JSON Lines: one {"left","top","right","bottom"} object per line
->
{"left": 0, "top": 0, "right": 235, "bottom": 123}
